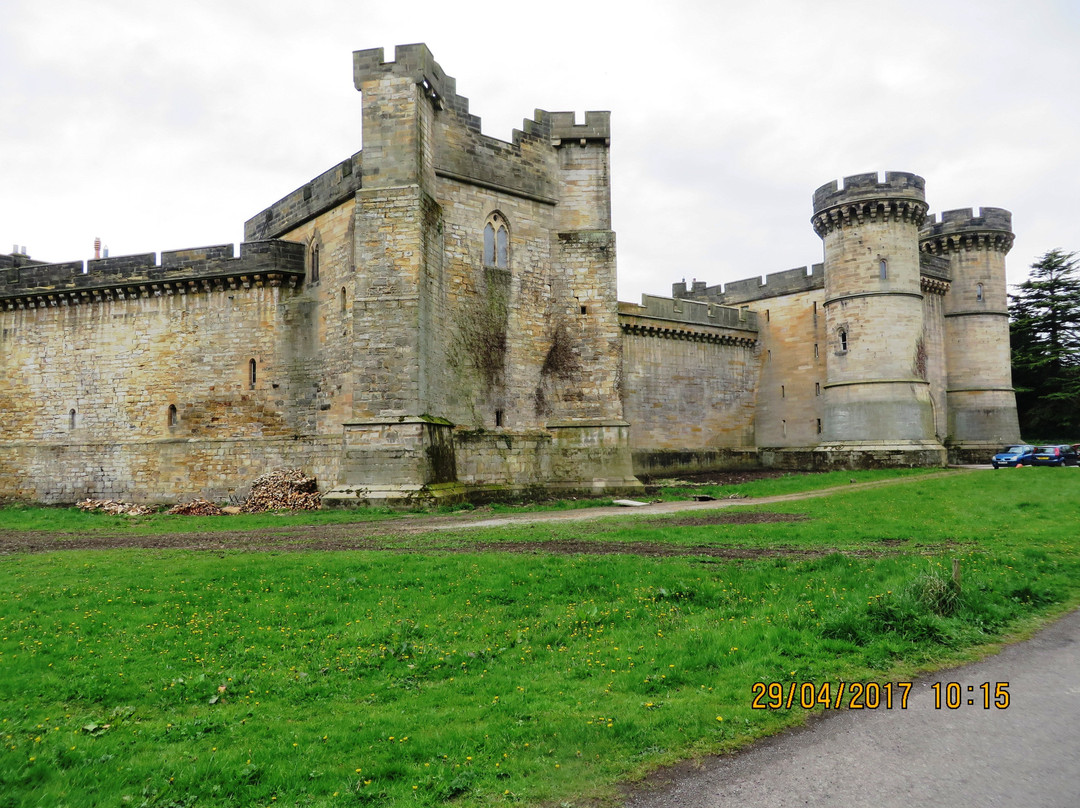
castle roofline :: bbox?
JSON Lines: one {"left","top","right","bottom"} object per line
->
{"left": 812, "top": 171, "right": 926, "bottom": 215}
{"left": 0, "top": 241, "right": 305, "bottom": 309}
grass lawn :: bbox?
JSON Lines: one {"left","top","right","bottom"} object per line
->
{"left": 1, "top": 468, "right": 1078, "bottom": 806}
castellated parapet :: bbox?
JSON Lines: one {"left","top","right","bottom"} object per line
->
{"left": 920, "top": 208, "right": 1015, "bottom": 255}
{"left": 672, "top": 264, "right": 824, "bottom": 305}
{"left": 245, "top": 155, "right": 362, "bottom": 242}
{"left": 0, "top": 241, "right": 304, "bottom": 309}
{"left": 812, "top": 172, "right": 928, "bottom": 237}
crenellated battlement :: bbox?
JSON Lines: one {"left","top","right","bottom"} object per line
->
{"left": 812, "top": 172, "right": 926, "bottom": 213}
{"left": 674, "top": 264, "right": 824, "bottom": 306}
{"left": 353, "top": 44, "right": 608, "bottom": 153}
{"left": 354, "top": 44, "right": 458, "bottom": 111}
{"left": 920, "top": 207, "right": 1014, "bottom": 254}
{"left": 546, "top": 111, "right": 611, "bottom": 145}
{"left": 812, "top": 172, "right": 927, "bottom": 238}
{"left": 618, "top": 294, "right": 758, "bottom": 345}
{"left": 245, "top": 153, "right": 362, "bottom": 241}
{"left": 0, "top": 240, "right": 305, "bottom": 310}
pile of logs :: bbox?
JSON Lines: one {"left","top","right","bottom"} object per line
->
{"left": 240, "top": 468, "right": 321, "bottom": 513}
{"left": 77, "top": 499, "right": 157, "bottom": 516}
{"left": 167, "top": 498, "right": 225, "bottom": 516}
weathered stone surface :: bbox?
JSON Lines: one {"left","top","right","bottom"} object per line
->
{"left": 0, "top": 48, "right": 1021, "bottom": 504}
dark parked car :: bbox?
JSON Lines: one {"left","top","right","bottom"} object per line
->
{"left": 1030, "top": 445, "right": 1080, "bottom": 467}
{"left": 992, "top": 445, "right": 1036, "bottom": 468}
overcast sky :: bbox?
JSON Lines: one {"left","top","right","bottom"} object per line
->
{"left": 3, "top": 0, "right": 1077, "bottom": 303}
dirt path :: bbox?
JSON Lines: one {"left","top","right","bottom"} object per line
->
{"left": 0, "top": 468, "right": 974, "bottom": 557}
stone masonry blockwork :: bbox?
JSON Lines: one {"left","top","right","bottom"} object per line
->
{"left": 0, "top": 50, "right": 1021, "bottom": 504}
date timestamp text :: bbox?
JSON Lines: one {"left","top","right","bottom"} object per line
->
{"left": 751, "top": 681, "right": 1010, "bottom": 710}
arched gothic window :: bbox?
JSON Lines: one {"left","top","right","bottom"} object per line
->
{"left": 976, "top": 283, "right": 984, "bottom": 302}
{"left": 838, "top": 328, "right": 848, "bottom": 353}
{"left": 483, "top": 213, "right": 509, "bottom": 269}
{"left": 168, "top": 404, "right": 178, "bottom": 427}
{"left": 879, "top": 259, "right": 888, "bottom": 280}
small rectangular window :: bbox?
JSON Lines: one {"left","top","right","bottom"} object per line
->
{"left": 495, "top": 409, "right": 504, "bottom": 427}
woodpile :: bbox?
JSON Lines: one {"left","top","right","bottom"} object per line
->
{"left": 240, "top": 468, "right": 321, "bottom": 512}
{"left": 167, "top": 498, "right": 225, "bottom": 516}
{"left": 77, "top": 499, "right": 157, "bottom": 516}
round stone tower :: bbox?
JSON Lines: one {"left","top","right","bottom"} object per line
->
{"left": 811, "top": 172, "right": 946, "bottom": 465}
{"left": 920, "top": 208, "right": 1020, "bottom": 461}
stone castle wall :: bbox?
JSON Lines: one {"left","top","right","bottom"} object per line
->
{"left": 0, "top": 242, "right": 349, "bottom": 503}
{"left": 619, "top": 295, "right": 760, "bottom": 475}
{"left": 0, "top": 46, "right": 1023, "bottom": 503}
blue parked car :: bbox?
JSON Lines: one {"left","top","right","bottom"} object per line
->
{"left": 1030, "top": 445, "right": 1080, "bottom": 467}
{"left": 992, "top": 445, "right": 1036, "bottom": 468}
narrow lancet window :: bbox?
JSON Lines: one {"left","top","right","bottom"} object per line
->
{"left": 483, "top": 223, "right": 496, "bottom": 266}
{"left": 496, "top": 226, "right": 509, "bottom": 268}
{"left": 168, "top": 404, "right": 177, "bottom": 427}
{"left": 249, "top": 359, "right": 257, "bottom": 389}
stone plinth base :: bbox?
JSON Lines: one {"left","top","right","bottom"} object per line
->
{"left": 323, "top": 417, "right": 462, "bottom": 506}
{"left": 630, "top": 448, "right": 760, "bottom": 478}
{"left": 324, "top": 417, "right": 643, "bottom": 508}
{"left": 946, "top": 390, "right": 1021, "bottom": 454}
{"left": 762, "top": 440, "right": 947, "bottom": 470}
{"left": 546, "top": 420, "right": 644, "bottom": 493}
{"left": 947, "top": 441, "right": 1014, "bottom": 466}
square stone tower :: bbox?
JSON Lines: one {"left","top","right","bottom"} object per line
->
{"left": 323, "top": 44, "right": 638, "bottom": 504}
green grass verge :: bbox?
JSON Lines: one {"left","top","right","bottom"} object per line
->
{"left": 0, "top": 468, "right": 940, "bottom": 536}
{"left": 1, "top": 468, "right": 1078, "bottom": 807}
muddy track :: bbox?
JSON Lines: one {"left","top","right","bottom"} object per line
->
{"left": 0, "top": 469, "right": 975, "bottom": 558}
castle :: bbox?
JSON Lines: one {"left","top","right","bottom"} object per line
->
{"left": 0, "top": 44, "right": 1019, "bottom": 505}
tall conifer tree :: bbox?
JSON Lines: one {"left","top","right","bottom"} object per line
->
{"left": 1009, "top": 249, "right": 1080, "bottom": 436}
